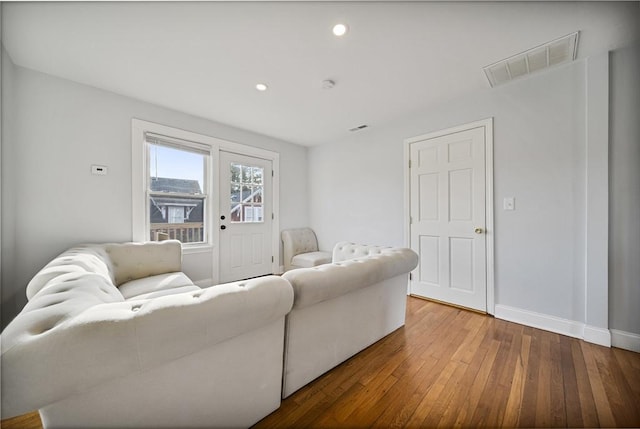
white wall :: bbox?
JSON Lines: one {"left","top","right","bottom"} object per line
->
{"left": 609, "top": 43, "right": 640, "bottom": 341}
{"left": 1, "top": 46, "right": 17, "bottom": 327}
{"left": 310, "top": 60, "right": 592, "bottom": 326}
{"left": 1, "top": 63, "right": 309, "bottom": 328}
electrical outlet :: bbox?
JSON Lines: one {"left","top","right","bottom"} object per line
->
{"left": 503, "top": 197, "right": 515, "bottom": 211}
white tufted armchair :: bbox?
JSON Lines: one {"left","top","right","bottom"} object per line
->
{"left": 281, "top": 228, "right": 332, "bottom": 271}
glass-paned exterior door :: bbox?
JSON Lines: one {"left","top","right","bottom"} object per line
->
{"left": 219, "top": 151, "right": 273, "bottom": 282}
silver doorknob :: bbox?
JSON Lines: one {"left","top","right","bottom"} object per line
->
{"left": 474, "top": 227, "right": 484, "bottom": 234}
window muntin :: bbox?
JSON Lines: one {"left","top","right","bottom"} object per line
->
{"left": 147, "top": 139, "right": 209, "bottom": 244}
{"left": 229, "top": 162, "right": 264, "bottom": 223}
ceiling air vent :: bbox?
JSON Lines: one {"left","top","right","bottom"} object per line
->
{"left": 349, "top": 124, "right": 369, "bottom": 132}
{"left": 483, "top": 32, "right": 579, "bottom": 87}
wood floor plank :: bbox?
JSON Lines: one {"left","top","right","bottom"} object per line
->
{"left": 593, "top": 344, "right": 640, "bottom": 426}
{"left": 517, "top": 328, "right": 540, "bottom": 427}
{"left": 370, "top": 357, "right": 432, "bottom": 428}
{"left": 436, "top": 327, "right": 498, "bottom": 428}
{"left": 412, "top": 355, "right": 469, "bottom": 427}
{"left": 534, "top": 330, "right": 553, "bottom": 428}
{"left": 581, "top": 341, "right": 617, "bottom": 427}
{"left": 4, "top": 297, "right": 640, "bottom": 429}
{"left": 0, "top": 411, "right": 41, "bottom": 429}
{"left": 613, "top": 347, "right": 640, "bottom": 397}
{"left": 560, "top": 335, "right": 585, "bottom": 428}
{"left": 451, "top": 338, "right": 503, "bottom": 427}
{"left": 571, "top": 339, "right": 601, "bottom": 427}
{"left": 501, "top": 329, "right": 531, "bottom": 428}
{"left": 487, "top": 322, "right": 524, "bottom": 427}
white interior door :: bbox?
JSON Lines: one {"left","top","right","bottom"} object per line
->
{"left": 409, "top": 125, "right": 488, "bottom": 312}
{"left": 219, "top": 151, "right": 273, "bottom": 283}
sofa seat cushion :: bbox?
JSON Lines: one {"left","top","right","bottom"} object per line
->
{"left": 291, "top": 251, "right": 332, "bottom": 268}
{"left": 126, "top": 285, "right": 201, "bottom": 301}
{"left": 118, "top": 272, "right": 196, "bottom": 300}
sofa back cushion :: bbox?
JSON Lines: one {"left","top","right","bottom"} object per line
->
{"left": 284, "top": 245, "right": 419, "bottom": 309}
{"left": 105, "top": 240, "right": 182, "bottom": 286}
{"left": 119, "top": 272, "right": 197, "bottom": 300}
{"left": 332, "top": 241, "right": 386, "bottom": 262}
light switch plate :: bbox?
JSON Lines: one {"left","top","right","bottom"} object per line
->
{"left": 503, "top": 197, "right": 515, "bottom": 211}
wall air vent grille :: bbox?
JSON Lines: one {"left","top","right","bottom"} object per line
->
{"left": 483, "top": 32, "right": 579, "bottom": 87}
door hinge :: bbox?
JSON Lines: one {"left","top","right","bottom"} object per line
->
{"left": 409, "top": 273, "right": 413, "bottom": 281}
{"left": 410, "top": 216, "right": 413, "bottom": 224}
{"left": 272, "top": 256, "right": 274, "bottom": 263}
{"left": 409, "top": 159, "right": 412, "bottom": 168}
{"left": 272, "top": 170, "right": 274, "bottom": 177}
{"left": 272, "top": 213, "right": 274, "bottom": 220}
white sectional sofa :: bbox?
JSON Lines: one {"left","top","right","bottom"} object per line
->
{"left": 1, "top": 240, "right": 294, "bottom": 429}
{"left": 280, "top": 241, "right": 419, "bottom": 398}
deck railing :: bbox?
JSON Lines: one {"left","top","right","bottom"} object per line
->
{"left": 150, "top": 222, "right": 204, "bottom": 243}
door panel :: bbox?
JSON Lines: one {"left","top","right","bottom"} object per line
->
{"left": 409, "top": 126, "right": 487, "bottom": 312}
{"left": 219, "top": 151, "right": 273, "bottom": 283}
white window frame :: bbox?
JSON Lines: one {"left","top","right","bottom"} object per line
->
{"left": 132, "top": 119, "right": 281, "bottom": 281}
{"left": 136, "top": 127, "right": 214, "bottom": 250}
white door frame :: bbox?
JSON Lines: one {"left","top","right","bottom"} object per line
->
{"left": 403, "top": 118, "right": 494, "bottom": 315}
{"left": 131, "top": 119, "right": 280, "bottom": 286}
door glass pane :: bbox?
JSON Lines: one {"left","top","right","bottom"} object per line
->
{"left": 229, "top": 162, "right": 264, "bottom": 223}
{"left": 254, "top": 168, "right": 263, "bottom": 185}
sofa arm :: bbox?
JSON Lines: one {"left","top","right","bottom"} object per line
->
{"left": 283, "top": 247, "right": 418, "bottom": 309}
{"left": 1, "top": 276, "right": 293, "bottom": 418}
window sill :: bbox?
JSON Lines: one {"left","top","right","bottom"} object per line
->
{"left": 183, "top": 244, "right": 214, "bottom": 255}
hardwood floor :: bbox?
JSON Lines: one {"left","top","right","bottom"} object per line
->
{"left": 254, "top": 297, "right": 640, "bottom": 428}
{"left": 3, "top": 297, "right": 639, "bottom": 428}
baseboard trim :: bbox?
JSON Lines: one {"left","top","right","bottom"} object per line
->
{"left": 495, "top": 304, "right": 584, "bottom": 339}
{"left": 583, "top": 325, "right": 611, "bottom": 347}
{"left": 611, "top": 329, "right": 640, "bottom": 353}
{"left": 494, "top": 304, "right": 613, "bottom": 347}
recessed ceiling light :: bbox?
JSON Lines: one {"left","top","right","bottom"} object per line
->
{"left": 256, "top": 83, "right": 268, "bottom": 91}
{"left": 332, "top": 24, "right": 348, "bottom": 37}
{"left": 321, "top": 79, "right": 335, "bottom": 90}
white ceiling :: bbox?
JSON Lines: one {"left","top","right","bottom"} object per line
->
{"left": 2, "top": 1, "right": 639, "bottom": 146}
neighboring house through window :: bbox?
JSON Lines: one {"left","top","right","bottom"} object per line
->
{"left": 229, "top": 163, "right": 264, "bottom": 223}
{"left": 146, "top": 136, "right": 210, "bottom": 244}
